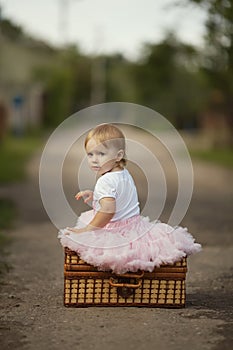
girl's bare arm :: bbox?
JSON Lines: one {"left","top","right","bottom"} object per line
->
{"left": 87, "top": 197, "right": 115, "bottom": 229}
{"left": 66, "top": 197, "right": 115, "bottom": 234}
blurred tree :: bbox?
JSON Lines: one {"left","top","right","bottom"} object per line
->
{"left": 0, "top": 100, "right": 7, "bottom": 143}
{"left": 34, "top": 46, "right": 91, "bottom": 127}
{"left": 185, "top": 0, "right": 233, "bottom": 145}
{"left": 0, "top": 18, "right": 24, "bottom": 41}
{"left": 62, "top": 46, "right": 91, "bottom": 112}
{"left": 132, "top": 34, "right": 206, "bottom": 129}
{"left": 42, "top": 66, "right": 74, "bottom": 127}
{"left": 104, "top": 54, "right": 138, "bottom": 103}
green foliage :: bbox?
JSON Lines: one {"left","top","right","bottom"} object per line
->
{"left": 199, "top": 0, "right": 233, "bottom": 86}
{"left": 33, "top": 35, "right": 209, "bottom": 130}
{"left": 29, "top": 31, "right": 214, "bottom": 132}
{"left": 104, "top": 54, "right": 138, "bottom": 102}
{"left": 34, "top": 46, "right": 92, "bottom": 127}
{"left": 2, "top": 4, "right": 230, "bottom": 145}
{"left": 185, "top": 0, "right": 233, "bottom": 142}
{"left": 0, "top": 134, "right": 41, "bottom": 183}
{"left": 0, "top": 199, "right": 16, "bottom": 229}
{"left": 0, "top": 133, "right": 40, "bottom": 275}
{"left": 0, "top": 234, "right": 12, "bottom": 276}
{"left": 191, "top": 148, "right": 233, "bottom": 168}
{"left": 0, "top": 18, "right": 24, "bottom": 41}
{"left": 0, "top": 200, "right": 15, "bottom": 277}
{"left": 131, "top": 34, "right": 207, "bottom": 128}
{"left": 44, "top": 66, "right": 74, "bottom": 126}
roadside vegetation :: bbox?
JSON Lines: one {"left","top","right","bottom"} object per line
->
{"left": 0, "top": 199, "right": 16, "bottom": 277}
{"left": 0, "top": 132, "right": 43, "bottom": 276}
{"left": 0, "top": 134, "right": 42, "bottom": 183}
{"left": 191, "top": 148, "right": 233, "bottom": 169}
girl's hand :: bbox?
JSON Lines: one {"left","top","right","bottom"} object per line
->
{"left": 75, "top": 190, "right": 93, "bottom": 203}
{"left": 65, "top": 227, "right": 86, "bottom": 235}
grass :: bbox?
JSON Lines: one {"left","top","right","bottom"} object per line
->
{"left": 0, "top": 198, "right": 17, "bottom": 229}
{"left": 0, "top": 199, "right": 16, "bottom": 276}
{"left": 190, "top": 148, "right": 233, "bottom": 168}
{"left": 0, "top": 132, "right": 43, "bottom": 277}
{"left": 0, "top": 133, "right": 42, "bottom": 183}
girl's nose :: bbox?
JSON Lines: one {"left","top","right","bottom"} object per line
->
{"left": 92, "top": 154, "right": 98, "bottom": 163}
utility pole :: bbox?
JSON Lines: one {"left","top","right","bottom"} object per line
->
{"left": 90, "top": 55, "right": 106, "bottom": 105}
{"left": 58, "top": 0, "right": 69, "bottom": 45}
{"left": 0, "top": 3, "right": 2, "bottom": 37}
{"left": 90, "top": 27, "right": 106, "bottom": 105}
{"left": 58, "top": 0, "right": 82, "bottom": 46}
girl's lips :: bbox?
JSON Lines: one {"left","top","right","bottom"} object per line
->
{"left": 91, "top": 166, "right": 100, "bottom": 171}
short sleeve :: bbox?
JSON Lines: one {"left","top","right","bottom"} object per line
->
{"left": 94, "top": 176, "right": 117, "bottom": 202}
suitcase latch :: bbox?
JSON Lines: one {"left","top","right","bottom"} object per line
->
{"left": 109, "top": 272, "right": 144, "bottom": 298}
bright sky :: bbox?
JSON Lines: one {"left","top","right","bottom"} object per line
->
{"left": 1, "top": 0, "right": 207, "bottom": 59}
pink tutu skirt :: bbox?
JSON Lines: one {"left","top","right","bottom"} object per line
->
{"left": 58, "top": 210, "right": 202, "bottom": 273}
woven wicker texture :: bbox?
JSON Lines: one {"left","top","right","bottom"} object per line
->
{"left": 64, "top": 248, "right": 187, "bottom": 308}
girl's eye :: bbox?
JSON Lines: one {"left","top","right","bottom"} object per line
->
{"left": 87, "top": 153, "right": 93, "bottom": 157}
{"left": 99, "top": 152, "right": 105, "bottom": 156}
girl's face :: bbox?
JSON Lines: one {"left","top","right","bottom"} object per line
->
{"left": 86, "top": 137, "right": 124, "bottom": 175}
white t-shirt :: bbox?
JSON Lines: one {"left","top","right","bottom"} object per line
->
{"left": 93, "top": 168, "right": 140, "bottom": 221}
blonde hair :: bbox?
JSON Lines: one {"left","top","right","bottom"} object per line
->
{"left": 85, "top": 123, "right": 127, "bottom": 167}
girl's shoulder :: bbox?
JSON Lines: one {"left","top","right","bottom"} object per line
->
{"left": 96, "top": 169, "right": 128, "bottom": 186}
{"left": 104, "top": 168, "right": 129, "bottom": 180}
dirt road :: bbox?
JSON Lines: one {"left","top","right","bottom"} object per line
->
{"left": 0, "top": 130, "right": 232, "bottom": 350}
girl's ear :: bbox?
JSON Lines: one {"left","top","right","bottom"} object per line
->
{"left": 116, "top": 149, "right": 124, "bottom": 161}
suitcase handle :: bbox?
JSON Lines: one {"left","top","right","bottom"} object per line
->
{"left": 109, "top": 278, "right": 142, "bottom": 289}
{"left": 115, "top": 271, "right": 144, "bottom": 279}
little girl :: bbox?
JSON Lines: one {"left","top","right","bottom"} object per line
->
{"left": 58, "top": 123, "right": 201, "bottom": 273}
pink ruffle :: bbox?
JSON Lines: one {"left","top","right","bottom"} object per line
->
{"left": 58, "top": 210, "right": 202, "bottom": 273}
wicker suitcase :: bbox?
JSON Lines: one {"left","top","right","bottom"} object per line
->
{"left": 64, "top": 248, "right": 187, "bottom": 308}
